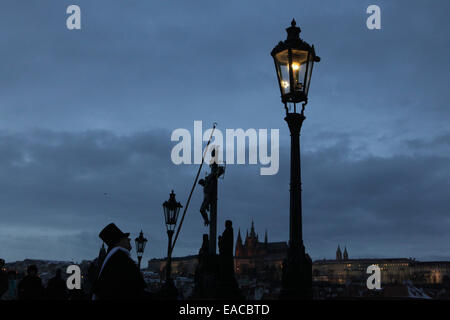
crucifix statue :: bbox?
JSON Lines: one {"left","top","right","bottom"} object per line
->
{"left": 199, "top": 147, "right": 225, "bottom": 255}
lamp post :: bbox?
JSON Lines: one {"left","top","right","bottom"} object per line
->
{"left": 134, "top": 230, "right": 147, "bottom": 270}
{"left": 271, "top": 19, "right": 320, "bottom": 299}
{"left": 162, "top": 190, "right": 183, "bottom": 284}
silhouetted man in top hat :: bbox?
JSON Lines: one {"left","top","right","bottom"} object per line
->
{"left": 92, "top": 223, "right": 148, "bottom": 300}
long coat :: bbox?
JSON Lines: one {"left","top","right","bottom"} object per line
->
{"left": 93, "top": 249, "right": 148, "bottom": 300}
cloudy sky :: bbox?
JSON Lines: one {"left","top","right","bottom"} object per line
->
{"left": 0, "top": 0, "right": 449, "bottom": 263}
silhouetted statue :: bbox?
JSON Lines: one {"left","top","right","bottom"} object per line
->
{"left": 199, "top": 148, "right": 225, "bottom": 227}
{"left": 46, "top": 269, "right": 68, "bottom": 300}
{"left": 92, "top": 223, "right": 149, "bottom": 300}
{"left": 198, "top": 176, "right": 213, "bottom": 226}
{"left": 193, "top": 234, "right": 212, "bottom": 298}
{"left": 194, "top": 235, "right": 208, "bottom": 281}
{"left": 217, "top": 220, "right": 243, "bottom": 299}
{"left": 18, "top": 265, "right": 44, "bottom": 300}
{"left": 218, "top": 220, "right": 234, "bottom": 280}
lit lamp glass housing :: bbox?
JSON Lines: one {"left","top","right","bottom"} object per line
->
{"left": 271, "top": 19, "right": 320, "bottom": 107}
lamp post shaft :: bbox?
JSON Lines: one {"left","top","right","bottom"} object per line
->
{"left": 166, "top": 230, "right": 174, "bottom": 281}
{"left": 281, "top": 111, "right": 312, "bottom": 299}
{"left": 285, "top": 112, "right": 305, "bottom": 250}
{"left": 137, "top": 256, "right": 142, "bottom": 270}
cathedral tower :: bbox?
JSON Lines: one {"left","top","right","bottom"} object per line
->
{"left": 235, "top": 229, "right": 244, "bottom": 257}
{"left": 343, "top": 246, "right": 348, "bottom": 261}
{"left": 336, "top": 245, "right": 342, "bottom": 261}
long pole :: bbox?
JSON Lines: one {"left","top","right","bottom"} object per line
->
{"left": 171, "top": 123, "right": 217, "bottom": 252}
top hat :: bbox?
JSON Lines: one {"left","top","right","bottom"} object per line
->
{"left": 99, "top": 223, "right": 130, "bottom": 247}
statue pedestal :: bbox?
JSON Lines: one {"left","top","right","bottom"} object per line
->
{"left": 193, "top": 253, "right": 243, "bottom": 299}
{"left": 192, "top": 253, "right": 219, "bottom": 299}
{"left": 280, "top": 245, "right": 312, "bottom": 299}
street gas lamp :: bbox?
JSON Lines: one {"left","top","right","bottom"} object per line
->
{"left": 162, "top": 190, "right": 183, "bottom": 282}
{"left": 134, "top": 230, "right": 147, "bottom": 270}
{"left": 271, "top": 19, "right": 320, "bottom": 299}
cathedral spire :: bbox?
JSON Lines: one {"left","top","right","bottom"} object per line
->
{"left": 264, "top": 229, "right": 268, "bottom": 244}
{"left": 343, "top": 246, "right": 348, "bottom": 260}
{"left": 235, "top": 228, "right": 244, "bottom": 257}
{"left": 336, "top": 245, "right": 342, "bottom": 261}
{"left": 250, "top": 220, "right": 256, "bottom": 238}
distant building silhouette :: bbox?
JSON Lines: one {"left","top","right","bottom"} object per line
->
{"left": 148, "top": 255, "right": 198, "bottom": 277}
{"left": 234, "top": 221, "right": 287, "bottom": 277}
{"left": 314, "top": 246, "right": 450, "bottom": 286}
{"left": 148, "top": 221, "right": 288, "bottom": 279}
{"left": 147, "top": 228, "right": 450, "bottom": 295}
{"left": 336, "top": 245, "right": 349, "bottom": 261}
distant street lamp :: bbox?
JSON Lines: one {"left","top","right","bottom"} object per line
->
{"left": 162, "top": 190, "right": 182, "bottom": 283}
{"left": 134, "top": 230, "right": 147, "bottom": 270}
{"left": 271, "top": 19, "right": 320, "bottom": 299}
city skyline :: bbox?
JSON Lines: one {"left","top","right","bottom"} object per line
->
{"left": 1, "top": 0, "right": 450, "bottom": 263}
{"left": 2, "top": 219, "right": 448, "bottom": 264}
